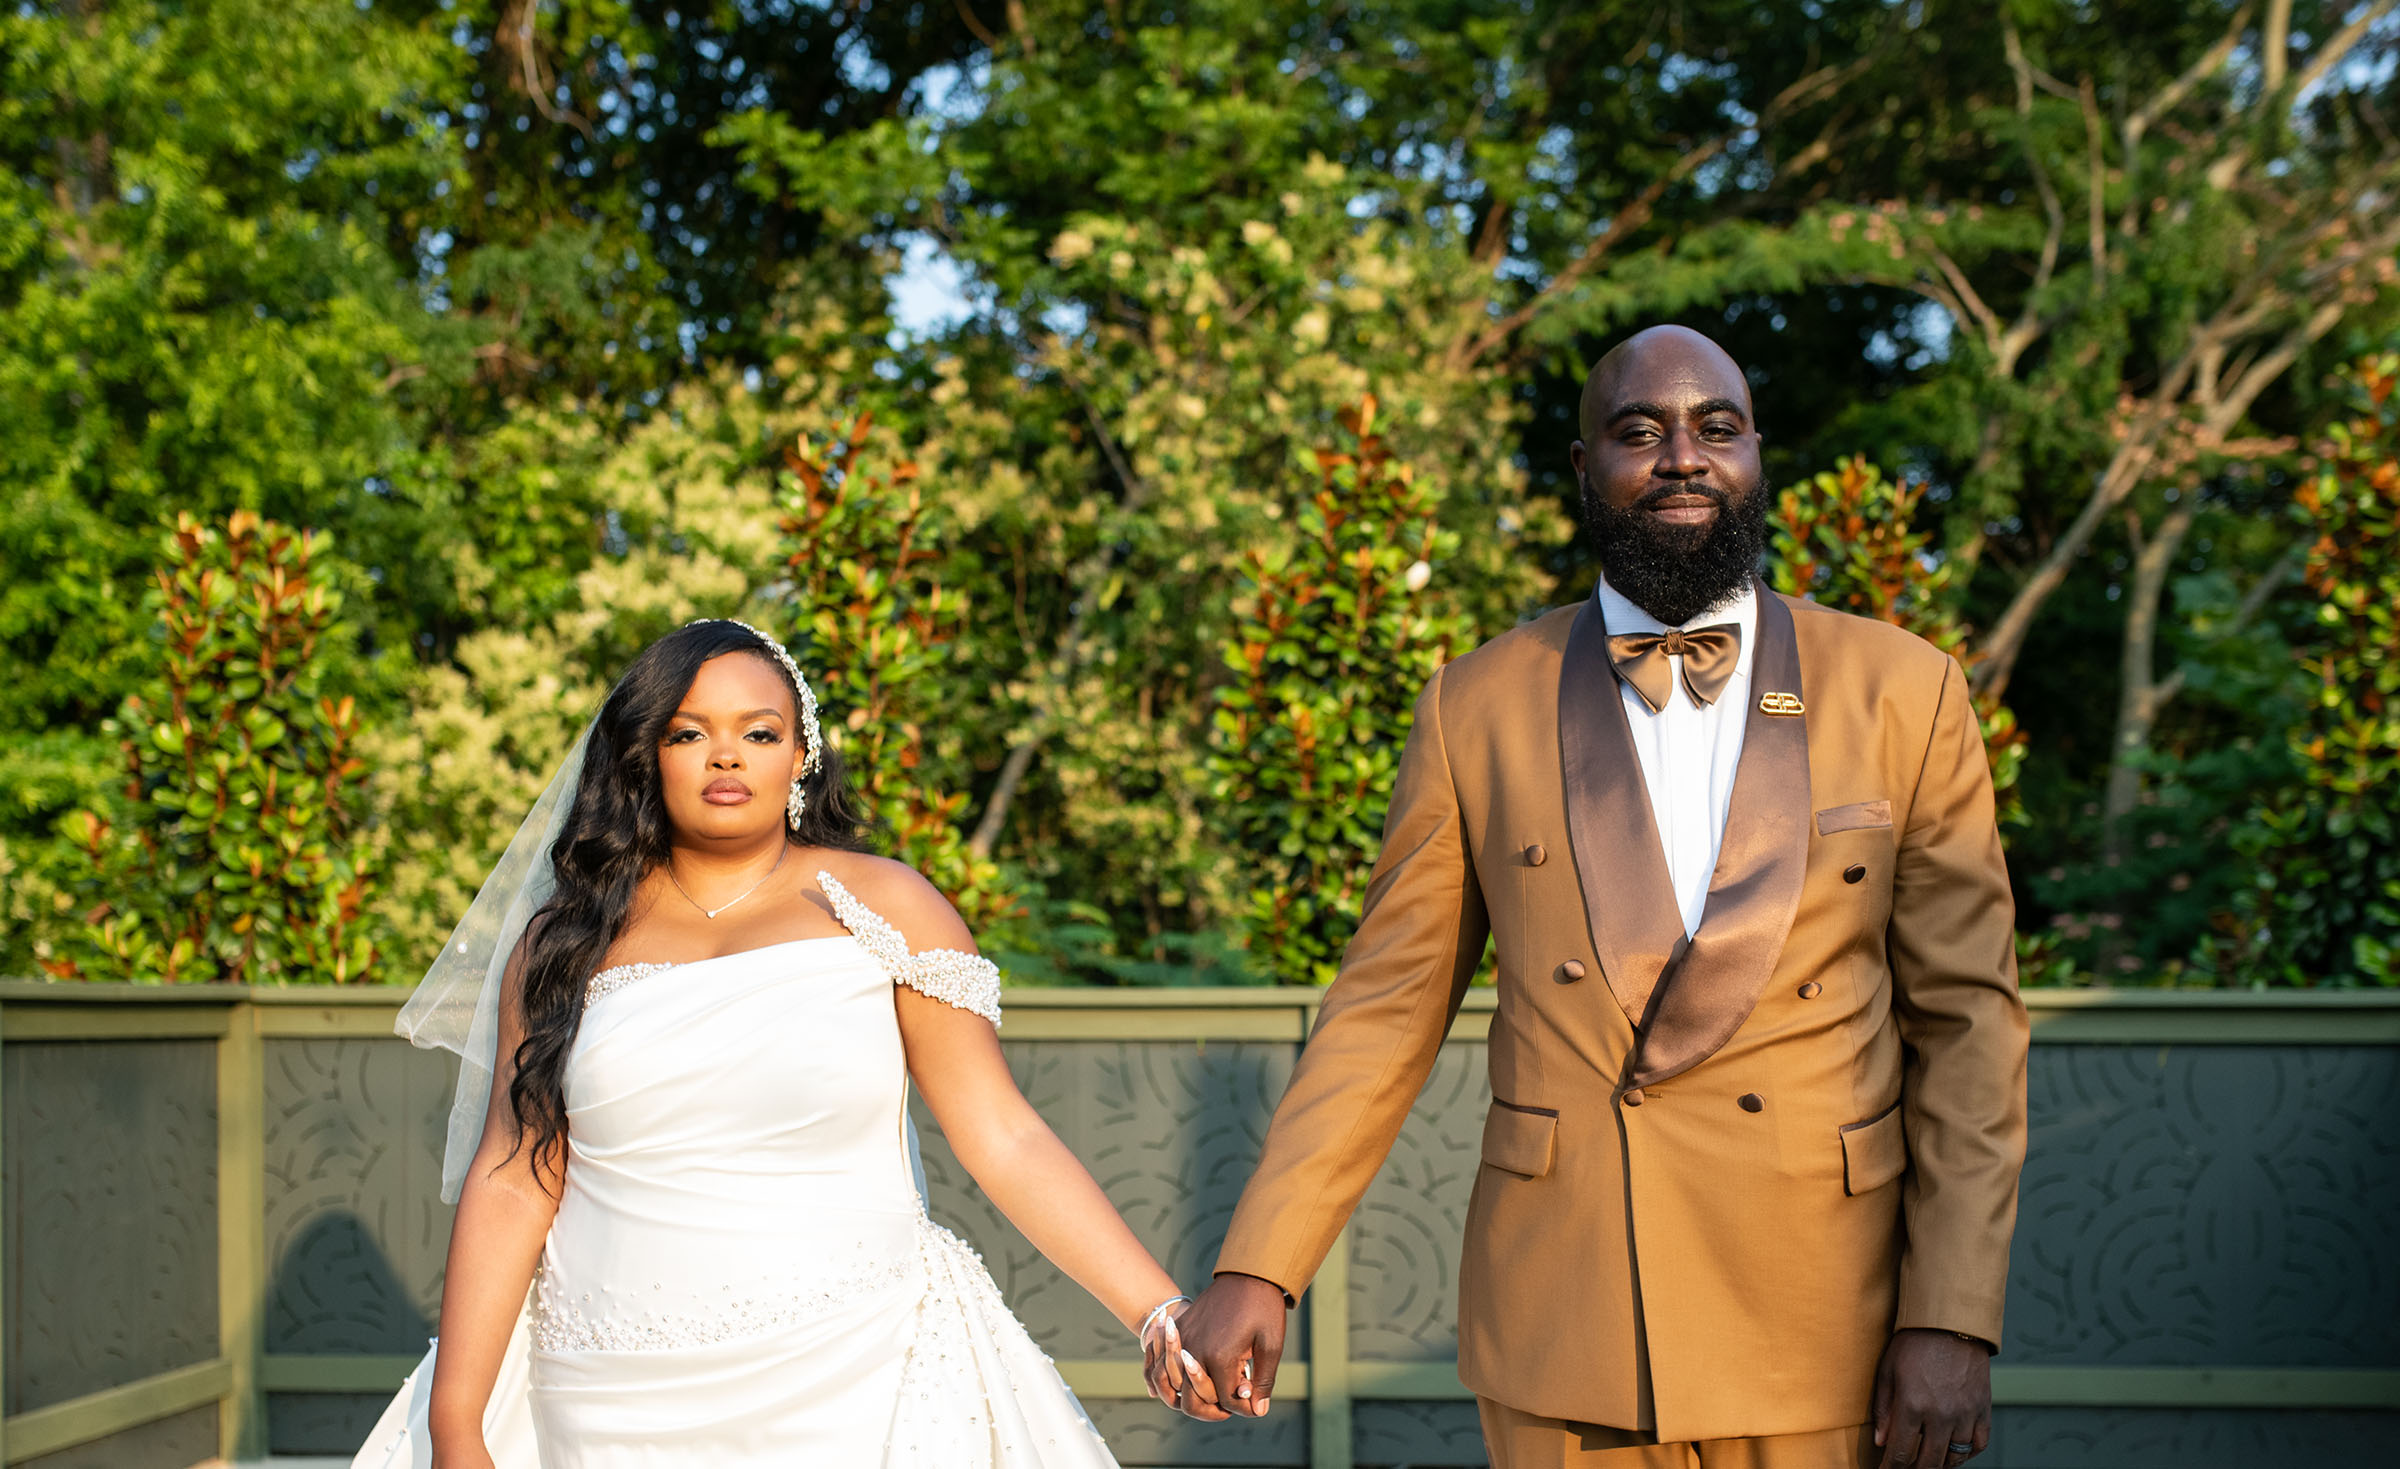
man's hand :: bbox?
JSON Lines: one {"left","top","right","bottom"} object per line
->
{"left": 1873, "top": 1328, "right": 1992, "bottom": 1467}
{"left": 1160, "top": 1272, "right": 1288, "bottom": 1420}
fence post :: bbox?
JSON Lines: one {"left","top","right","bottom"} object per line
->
{"left": 218, "top": 993, "right": 266, "bottom": 1460}
{"left": 1309, "top": 1221, "right": 1353, "bottom": 1469}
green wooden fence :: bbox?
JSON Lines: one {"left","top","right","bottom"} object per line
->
{"left": 4, "top": 983, "right": 2395, "bottom": 1468}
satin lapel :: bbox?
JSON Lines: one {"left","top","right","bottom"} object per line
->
{"left": 1629, "top": 587, "right": 1813, "bottom": 1088}
{"left": 1558, "top": 598, "right": 1687, "bottom": 1031}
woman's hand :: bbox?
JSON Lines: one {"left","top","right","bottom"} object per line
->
{"left": 1167, "top": 1272, "right": 1288, "bottom": 1420}
{"left": 1141, "top": 1298, "right": 1222, "bottom": 1419}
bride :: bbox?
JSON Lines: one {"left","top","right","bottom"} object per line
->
{"left": 356, "top": 619, "right": 1216, "bottom": 1468}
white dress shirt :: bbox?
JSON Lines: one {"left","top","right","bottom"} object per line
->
{"left": 1594, "top": 575, "right": 1758, "bottom": 938}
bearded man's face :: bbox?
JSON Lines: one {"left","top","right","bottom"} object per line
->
{"left": 1570, "top": 334, "right": 1768, "bottom": 625}
{"left": 1577, "top": 460, "right": 1769, "bottom": 627}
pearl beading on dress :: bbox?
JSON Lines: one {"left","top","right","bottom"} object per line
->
{"left": 530, "top": 1251, "right": 912, "bottom": 1354}
{"left": 817, "top": 871, "right": 1003, "bottom": 1028}
{"left": 586, "top": 961, "right": 675, "bottom": 1004}
{"left": 885, "top": 1216, "right": 1112, "bottom": 1464}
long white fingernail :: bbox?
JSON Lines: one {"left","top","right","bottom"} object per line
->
{"left": 1180, "top": 1349, "right": 1201, "bottom": 1372}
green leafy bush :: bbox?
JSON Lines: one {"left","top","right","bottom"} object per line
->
{"left": 772, "top": 416, "right": 1026, "bottom": 945}
{"left": 51, "top": 513, "right": 380, "bottom": 984}
{"left": 1211, "top": 398, "right": 1477, "bottom": 985}
{"left": 2218, "top": 357, "right": 2400, "bottom": 986}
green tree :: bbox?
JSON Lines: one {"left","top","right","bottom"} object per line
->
{"left": 11, "top": 0, "right": 2391, "bottom": 990}
{"left": 0, "top": 0, "right": 454, "bottom": 734}
{"left": 1, "top": 0, "right": 464, "bottom": 972}
{"left": 0, "top": 1, "right": 942, "bottom": 972}
{"left": 682, "top": 1, "right": 2400, "bottom": 983}
{"left": 444, "top": 0, "right": 975, "bottom": 372}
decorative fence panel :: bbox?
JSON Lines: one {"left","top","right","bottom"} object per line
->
{"left": 0, "top": 984, "right": 2392, "bottom": 1468}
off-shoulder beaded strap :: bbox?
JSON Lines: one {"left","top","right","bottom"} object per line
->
{"left": 817, "top": 871, "right": 1002, "bottom": 1028}
{"left": 587, "top": 960, "right": 674, "bottom": 1003}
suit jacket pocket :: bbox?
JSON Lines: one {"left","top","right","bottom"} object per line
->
{"left": 1839, "top": 1100, "right": 1908, "bottom": 1196}
{"left": 1816, "top": 800, "right": 1893, "bottom": 836}
{"left": 1481, "top": 1100, "right": 1559, "bottom": 1179}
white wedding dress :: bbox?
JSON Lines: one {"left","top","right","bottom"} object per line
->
{"left": 353, "top": 873, "right": 1118, "bottom": 1468}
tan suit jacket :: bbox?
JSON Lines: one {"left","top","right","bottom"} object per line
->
{"left": 1215, "top": 588, "right": 2028, "bottom": 1443}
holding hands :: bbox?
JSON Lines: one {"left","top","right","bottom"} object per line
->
{"left": 1144, "top": 1272, "right": 1287, "bottom": 1422}
{"left": 1138, "top": 1293, "right": 1214, "bottom": 1418}
{"left": 1149, "top": 1278, "right": 1993, "bottom": 1463}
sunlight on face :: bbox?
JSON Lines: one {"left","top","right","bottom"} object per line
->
{"left": 655, "top": 652, "right": 806, "bottom": 847}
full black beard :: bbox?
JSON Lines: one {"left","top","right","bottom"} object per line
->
{"left": 1579, "top": 473, "right": 1770, "bottom": 626}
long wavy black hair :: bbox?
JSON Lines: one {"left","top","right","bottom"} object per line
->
{"left": 505, "top": 621, "right": 874, "bottom": 1183}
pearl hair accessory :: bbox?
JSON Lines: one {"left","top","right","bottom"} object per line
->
{"left": 689, "top": 618, "right": 824, "bottom": 831}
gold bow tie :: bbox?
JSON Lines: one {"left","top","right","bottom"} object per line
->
{"left": 1606, "top": 624, "right": 1742, "bottom": 711}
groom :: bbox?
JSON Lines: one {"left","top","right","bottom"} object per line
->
{"left": 1170, "top": 326, "right": 2028, "bottom": 1469}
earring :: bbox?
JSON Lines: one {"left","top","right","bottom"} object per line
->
{"left": 787, "top": 777, "right": 807, "bottom": 832}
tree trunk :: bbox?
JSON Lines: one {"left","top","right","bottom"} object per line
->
{"left": 966, "top": 384, "right": 1152, "bottom": 859}
{"left": 2263, "top": 0, "right": 2292, "bottom": 95}
{"left": 1975, "top": 421, "right": 2173, "bottom": 705}
{"left": 54, "top": 1, "right": 114, "bottom": 229}
{"left": 1976, "top": 282, "right": 2360, "bottom": 704}
{"left": 2101, "top": 499, "right": 2197, "bottom": 867}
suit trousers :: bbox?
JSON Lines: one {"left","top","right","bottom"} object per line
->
{"left": 1479, "top": 1397, "right": 1879, "bottom": 1469}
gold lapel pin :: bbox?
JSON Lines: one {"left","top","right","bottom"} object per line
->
{"left": 1759, "top": 692, "right": 1805, "bottom": 716}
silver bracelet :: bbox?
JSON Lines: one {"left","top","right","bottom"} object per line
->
{"left": 1137, "top": 1293, "right": 1194, "bottom": 1345}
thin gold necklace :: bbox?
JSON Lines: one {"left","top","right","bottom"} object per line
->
{"left": 666, "top": 842, "right": 788, "bottom": 920}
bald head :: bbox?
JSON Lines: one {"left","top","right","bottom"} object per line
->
{"left": 1567, "top": 324, "right": 1768, "bottom": 625}
{"left": 1577, "top": 325, "right": 1754, "bottom": 444}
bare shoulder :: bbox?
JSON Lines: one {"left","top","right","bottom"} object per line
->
{"left": 812, "top": 850, "right": 976, "bottom": 953}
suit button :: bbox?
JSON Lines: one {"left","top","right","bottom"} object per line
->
{"left": 1527, "top": 843, "right": 1548, "bottom": 866}
{"left": 1738, "top": 1093, "right": 1765, "bottom": 1113}
{"left": 1844, "top": 864, "right": 1867, "bottom": 884}
{"left": 1798, "top": 981, "right": 1823, "bottom": 999}
{"left": 1622, "top": 1087, "right": 1645, "bottom": 1107}
{"left": 1558, "top": 960, "right": 1587, "bottom": 983}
